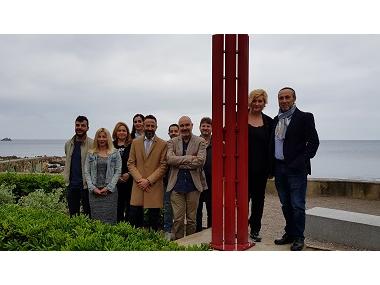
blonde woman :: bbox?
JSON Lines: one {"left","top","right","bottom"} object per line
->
{"left": 112, "top": 122, "right": 133, "bottom": 222}
{"left": 84, "top": 128, "right": 122, "bottom": 224}
{"left": 248, "top": 89, "right": 274, "bottom": 242}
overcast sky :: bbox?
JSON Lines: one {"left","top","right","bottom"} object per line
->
{"left": 0, "top": 34, "right": 379, "bottom": 140}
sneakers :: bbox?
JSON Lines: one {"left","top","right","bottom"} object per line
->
{"left": 274, "top": 234, "right": 295, "bottom": 245}
{"left": 250, "top": 231, "right": 262, "bottom": 242}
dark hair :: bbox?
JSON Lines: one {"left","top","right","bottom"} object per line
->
{"left": 279, "top": 87, "right": 296, "bottom": 99}
{"left": 144, "top": 114, "right": 157, "bottom": 123}
{"left": 75, "top": 115, "right": 89, "bottom": 126}
{"left": 131, "top": 113, "right": 145, "bottom": 139}
{"left": 200, "top": 117, "right": 212, "bottom": 126}
{"left": 168, "top": 123, "right": 179, "bottom": 132}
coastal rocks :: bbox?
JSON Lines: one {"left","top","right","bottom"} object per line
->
{"left": 0, "top": 156, "right": 65, "bottom": 173}
{"left": 42, "top": 161, "right": 65, "bottom": 173}
{"left": 1, "top": 138, "right": 12, "bottom": 141}
{"left": 0, "top": 155, "right": 19, "bottom": 161}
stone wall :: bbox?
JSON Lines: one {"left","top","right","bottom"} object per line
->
{"left": 266, "top": 178, "right": 380, "bottom": 200}
{"left": 1, "top": 158, "right": 379, "bottom": 200}
{"left": 0, "top": 156, "right": 65, "bottom": 173}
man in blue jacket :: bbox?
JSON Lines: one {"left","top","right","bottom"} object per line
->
{"left": 271, "top": 87, "right": 319, "bottom": 251}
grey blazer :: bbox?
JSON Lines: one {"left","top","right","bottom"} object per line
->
{"left": 166, "top": 134, "right": 207, "bottom": 192}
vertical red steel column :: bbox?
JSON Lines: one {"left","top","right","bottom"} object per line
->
{"left": 211, "top": 34, "right": 224, "bottom": 250}
{"left": 224, "top": 34, "right": 237, "bottom": 250}
{"left": 236, "top": 34, "right": 252, "bottom": 250}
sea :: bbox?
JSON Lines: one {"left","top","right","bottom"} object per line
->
{"left": 0, "top": 139, "right": 379, "bottom": 182}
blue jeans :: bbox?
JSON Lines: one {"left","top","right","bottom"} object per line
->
{"left": 274, "top": 161, "right": 307, "bottom": 240}
{"left": 163, "top": 191, "right": 173, "bottom": 233}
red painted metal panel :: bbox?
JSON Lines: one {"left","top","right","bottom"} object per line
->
{"left": 211, "top": 34, "right": 251, "bottom": 251}
{"left": 224, "top": 34, "right": 237, "bottom": 248}
{"left": 236, "top": 34, "right": 253, "bottom": 250}
{"left": 211, "top": 34, "right": 224, "bottom": 249}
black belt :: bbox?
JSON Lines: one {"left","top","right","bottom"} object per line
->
{"left": 275, "top": 159, "right": 286, "bottom": 164}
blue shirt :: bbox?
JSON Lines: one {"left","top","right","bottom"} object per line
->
{"left": 172, "top": 141, "right": 196, "bottom": 193}
{"left": 69, "top": 140, "right": 83, "bottom": 188}
{"left": 274, "top": 137, "right": 285, "bottom": 160}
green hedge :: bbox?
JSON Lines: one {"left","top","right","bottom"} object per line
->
{"left": 0, "top": 173, "right": 65, "bottom": 200}
{"left": 0, "top": 204, "right": 210, "bottom": 251}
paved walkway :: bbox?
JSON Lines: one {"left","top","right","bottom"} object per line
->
{"left": 177, "top": 193, "right": 380, "bottom": 251}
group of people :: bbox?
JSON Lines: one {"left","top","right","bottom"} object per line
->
{"left": 64, "top": 113, "right": 213, "bottom": 241}
{"left": 63, "top": 86, "right": 319, "bottom": 251}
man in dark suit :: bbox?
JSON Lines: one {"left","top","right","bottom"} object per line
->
{"left": 271, "top": 87, "right": 319, "bottom": 251}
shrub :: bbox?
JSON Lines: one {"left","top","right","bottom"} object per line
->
{"left": 18, "top": 188, "right": 67, "bottom": 213}
{"left": 0, "top": 184, "right": 16, "bottom": 205}
{"left": 0, "top": 204, "right": 210, "bottom": 251}
{"left": 0, "top": 173, "right": 65, "bottom": 200}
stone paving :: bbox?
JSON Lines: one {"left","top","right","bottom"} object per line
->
{"left": 177, "top": 193, "right": 380, "bottom": 251}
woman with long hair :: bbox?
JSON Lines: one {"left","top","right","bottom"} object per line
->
{"left": 84, "top": 128, "right": 121, "bottom": 224}
{"left": 112, "top": 122, "right": 133, "bottom": 222}
{"left": 131, "top": 114, "right": 145, "bottom": 139}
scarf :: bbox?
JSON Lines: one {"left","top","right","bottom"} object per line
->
{"left": 275, "top": 104, "right": 296, "bottom": 140}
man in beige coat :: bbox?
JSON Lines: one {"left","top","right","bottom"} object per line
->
{"left": 127, "top": 115, "right": 167, "bottom": 230}
{"left": 167, "top": 116, "right": 207, "bottom": 240}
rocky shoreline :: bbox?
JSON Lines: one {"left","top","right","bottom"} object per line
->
{"left": 0, "top": 156, "right": 66, "bottom": 173}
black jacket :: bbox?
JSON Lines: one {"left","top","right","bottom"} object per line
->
{"left": 270, "top": 108, "right": 319, "bottom": 175}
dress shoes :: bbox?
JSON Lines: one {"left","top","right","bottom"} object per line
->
{"left": 250, "top": 232, "right": 262, "bottom": 242}
{"left": 274, "top": 234, "right": 295, "bottom": 245}
{"left": 290, "top": 239, "right": 304, "bottom": 251}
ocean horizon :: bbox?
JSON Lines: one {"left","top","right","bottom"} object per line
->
{"left": 1, "top": 139, "right": 379, "bottom": 182}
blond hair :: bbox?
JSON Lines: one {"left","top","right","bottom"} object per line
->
{"left": 248, "top": 89, "right": 268, "bottom": 106}
{"left": 90, "top": 128, "right": 114, "bottom": 154}
{"left": 112, "top": 121, "right": 132, "bottom": 146}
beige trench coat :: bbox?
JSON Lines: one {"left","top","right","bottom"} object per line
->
{"left": 127, "top": 136, "right": 167, "bottom": 208}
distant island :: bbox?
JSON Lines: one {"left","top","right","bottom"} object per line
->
{"left": 1, "top": 138, "right": 12, "bottom": 141}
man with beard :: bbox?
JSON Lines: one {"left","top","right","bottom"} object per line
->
{"left": 167, "top": 116, "right": 207, "bottom": 240}
{"left": 64, "top": 115, "right": 93, "bottom": 217}
{"left": 127, "top": 115, "right": 168, "bottom": 230}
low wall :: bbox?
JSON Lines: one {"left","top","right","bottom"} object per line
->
{"left": 266, "top": 178, "right": 380, "bottom": 200}
{"left": 0, "top": 156, "right": 65, "bottom": 173}
{"left": 1, "top": 158, "right": 379, "bottom": 200}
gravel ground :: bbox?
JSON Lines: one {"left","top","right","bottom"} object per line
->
{"left": 258, "top": 193, "right": 380, "bottom": 250}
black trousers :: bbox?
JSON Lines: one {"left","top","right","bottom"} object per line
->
{"left": 129, "top": 206, "right": 161, "bottom": 231}
{"left": 196, "top": 189, "right": 212, "bottom": 232}
{"left": 67, "top": 185, "right": 91, "bottom": 217}
{"left": 248, "top": 172, "right": 268, "bottom": 234}
{"left": 116, "top": 182, "right": 132, "bottom": 223}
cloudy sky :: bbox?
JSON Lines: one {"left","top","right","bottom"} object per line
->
{"left": 0, "top": 34, "right": 379, "bottom": 140}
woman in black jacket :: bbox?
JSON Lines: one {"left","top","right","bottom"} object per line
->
{"left": 248, "top": 89, "right": 274, "bottom": 242}
{"left": 112, "top": 121, "right": 133, "bottom": 222}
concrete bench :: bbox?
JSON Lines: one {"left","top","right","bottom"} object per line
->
{"left": 305, "top": 207, "right": 380, "bottom": 250}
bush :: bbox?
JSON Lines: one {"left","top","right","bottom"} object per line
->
{"left": 0, "top": 204, "right": 210, "bottom": 251}
{"left": 18, "top": 188, "right": 67, "bottom": 213}
{"left": 0, "top": 184, "right": 16, "bottom": 205}
{"left": 0, "top": 173, "right": 65, "bottom": 200}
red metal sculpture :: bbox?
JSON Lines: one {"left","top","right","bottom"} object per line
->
{"left": 211, "top": 34, "right": 253, "bottom": 250}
